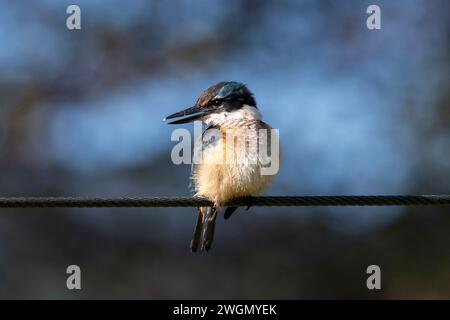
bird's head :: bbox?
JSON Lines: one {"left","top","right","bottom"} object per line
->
{"left": 164, "top": 81, "right": 260, "bottom": 125}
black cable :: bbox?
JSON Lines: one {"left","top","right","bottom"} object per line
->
{"left": 0, "top": 195, "right": 449, "bottom": 208}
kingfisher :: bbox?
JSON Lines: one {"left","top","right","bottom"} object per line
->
{"left": 164, "top": 81, "right": 280, "bottom": 252}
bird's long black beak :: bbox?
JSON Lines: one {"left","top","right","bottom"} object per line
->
{"left": 163, "top": 105, "right": 207, "bottom": 124}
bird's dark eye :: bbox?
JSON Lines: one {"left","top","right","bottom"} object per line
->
{"left": 211, "top": 99, "right": 221, "bottom": 106}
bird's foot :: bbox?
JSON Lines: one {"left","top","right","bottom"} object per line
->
{"left": 244, "top": 196, "right": 253, "bottom": 211}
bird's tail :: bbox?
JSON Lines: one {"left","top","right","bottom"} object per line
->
{"left": 190, "top": 206, "right": 218, "bottom": 252}
{"left": 190, "top": 207, "right": 204, "bottom": 252}
{"left": 202, "top": 206, "right": 218, "bottom": 251}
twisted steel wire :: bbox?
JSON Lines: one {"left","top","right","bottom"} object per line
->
{"left": 0, "top": 195, "right": 449, "bottom": 208}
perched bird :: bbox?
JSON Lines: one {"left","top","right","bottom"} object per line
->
{"left": 164, "top": 81, "right": 280, "bottom": 252}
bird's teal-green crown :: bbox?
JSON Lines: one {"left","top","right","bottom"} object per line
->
{"left": 197, "top": 81, "right": 256, "bottom": 108}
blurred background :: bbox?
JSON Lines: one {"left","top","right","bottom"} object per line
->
{"left": 0, "top": 0, "right": 449, "bottom": 299}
